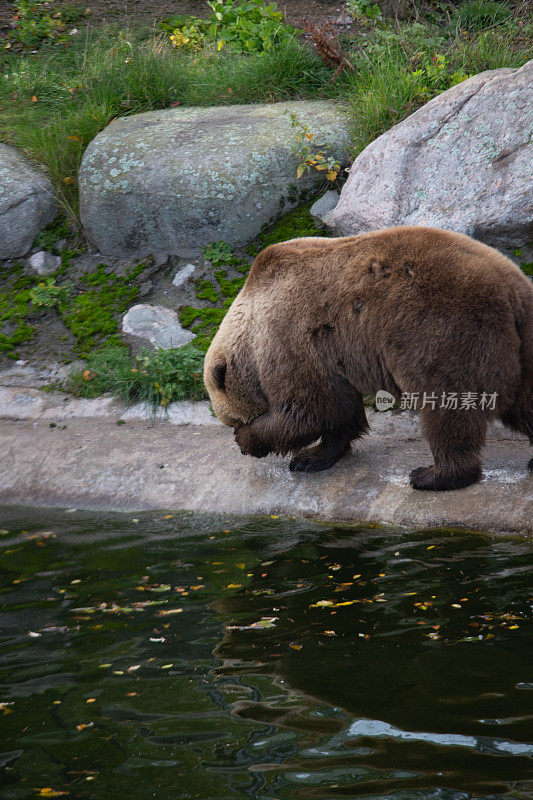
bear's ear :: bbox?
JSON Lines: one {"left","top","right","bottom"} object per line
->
{"left": 211, "top": 359, "right": 227, "bottom": 390}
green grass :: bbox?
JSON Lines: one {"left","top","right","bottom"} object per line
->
{"left": 1, "top": 3, "right": 531, "bottom": 224}
{"left": 0, "top": 32, "right": 329, "bottom": 221}
{"left": 69, "top": 344, "right": 206, "bottom": 408}
{"left": 452, "top": 0, "right": 514, "bottom": 31}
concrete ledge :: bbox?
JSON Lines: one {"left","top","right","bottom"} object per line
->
{"left": 0, "top": 397, "right": 531, "bottom": 532}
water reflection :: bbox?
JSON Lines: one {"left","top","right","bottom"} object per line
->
{"left": 0, "top": 507, "right": 531, "bottom": 799}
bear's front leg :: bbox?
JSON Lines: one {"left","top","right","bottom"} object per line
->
{"left": 234, "top": 418, "right": 272, "bottom": 458}
{"left": 234, "top": 408, "right": 321, "bottom": 460}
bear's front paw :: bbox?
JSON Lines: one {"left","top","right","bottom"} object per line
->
{"left": 234, "top": 424, "right": 270, "bottom": 458}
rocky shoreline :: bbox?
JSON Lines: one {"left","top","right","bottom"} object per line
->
{"left": 0, "top": 385, "right": 530, "bottom": 533}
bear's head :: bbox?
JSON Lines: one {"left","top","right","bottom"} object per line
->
{"left": 203, "top": 293, "right": 268, "bottom": 428}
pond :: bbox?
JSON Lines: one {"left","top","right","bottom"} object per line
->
{"left": 0, "top": 506, "right": 532, "bottom": 800}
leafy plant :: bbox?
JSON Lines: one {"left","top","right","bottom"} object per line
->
{"left": 288, "top": 113, "right": 340, "bottom": 182}
{"left": 159, "top": 0, "right": 295, "bottom": 55}
{"left": 202, "top": 241, "right": 237, "bottom": 267}
{"left": 159, "top": 15, "right": 206, "bottom": 51}
{"left": 33, "top": 216, "right": 72, "bottom": 253}
{"left": 29, "top": 278, "right": 71, "bottom": 309}
{"left": 410, "top": 53, "right": 470, "bottom": 100}
{"left": 9, "top": 0, "right": 65, "bottom": 49}
{"left": 346, "top": 0, "right": 382, "bottom": 21}
{"left": 70, "top": 344, "right": 206, "bottom": 408}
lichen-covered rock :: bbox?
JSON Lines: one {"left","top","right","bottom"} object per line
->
{"left": 122, "top": 304, "right": 195, "bottom": 349}
{"left": 332, "top": 61, "right": 533, "bottom": 251}
{"left": 0, "top": 145, "right": 58, "bottom": 259}
{"left": 79, "top": 101, "right": 351, "bottom": 257}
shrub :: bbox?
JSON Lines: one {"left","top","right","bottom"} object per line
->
{"left": 69, "top": 344, "right": 206, "bottom": 408}
{"left": 159, "top": 0, "right": 296, "bottom": 55}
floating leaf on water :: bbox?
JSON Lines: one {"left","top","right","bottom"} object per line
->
{"left": 289, "top": 643, "right": 302, "bottom": 651}
{"left": 161, "top": 664, "right": 173, "bottom": 669}
{"left": 226, "top": 584, "right": 242, "bottom": 589}
{"left": 157, "top": 608, "right": 183, "bottom": 616}
{"left": 35, "top": 790, "right": 68, "bottom": 797}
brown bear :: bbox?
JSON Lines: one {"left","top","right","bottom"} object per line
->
{"left": 203, "top": 226, "right": 533, "bottom": 491}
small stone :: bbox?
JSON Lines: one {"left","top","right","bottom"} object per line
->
{"left": 122, "top": 304, "right": 194, "bottom": 349}
{"left": 336, "top": 12, "right": 353, "bottom": 24}
{"left": 310, "top": 191, "right": 339, "bottom": 227}
{"left": 172, "top": 264, "right": 196, "bottom": 287}
{"left": 138, "top": 280, "right": 153, "bottom": 297}
{"left": 28, "top": 251, "right": 61, "bottom": 275}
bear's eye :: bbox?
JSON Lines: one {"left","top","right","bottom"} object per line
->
{"left": 212, "top": 359, "right": 227, "bottom": 391}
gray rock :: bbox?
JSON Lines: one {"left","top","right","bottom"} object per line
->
{"left": 122, "top": 304, "right": 195, "bottom": 349}
{"left": 172, "top": 263, "right": 196, "bottom": 287}
{"left": 28, "top": 250, "right": 61, "bottom": 276}
{"left": 0, "top": 144, "right": 58, "bottom": 259}
{"left": 333, "top": 61, "right": 533, "bottom": 250}
{"left": 79, "top": 100, "right": 351, "bottom": 256}
{"left": 310, "top": 190, "right": 340, "bottom": 227}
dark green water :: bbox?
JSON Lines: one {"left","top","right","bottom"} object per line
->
{"left": 0, "top": 507, "right": 532, "bottom": 800}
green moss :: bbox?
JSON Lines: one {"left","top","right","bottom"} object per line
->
{"left": 214, "top": 270, "right": 247, "bottom": 298}
{"left": 195, "top": 280, "right": 220, "bottom": 303}
{"left": 246, "top": 202, "right": 324, "bottom": 256}
{"left": 59, "top": 262, "right": 146, "bottom": 356}
{"left": 0, "top": 263, "right": 39, "bottom": 357}
{"left": 513, "top": 249, "right": 533, "bottom": 277}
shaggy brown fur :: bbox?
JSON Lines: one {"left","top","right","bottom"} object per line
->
{"left": 203, "top": 227, "right": 533, "bottom": 491}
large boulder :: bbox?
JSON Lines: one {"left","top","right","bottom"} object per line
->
{"left": 0, "top": 144, "right": 58, "bottom": 259}
{"left": 333, "top": 61, "right": 533, "bottom": 251}
{"left": 79, "top": 100, "right": 351, "bottom": 257}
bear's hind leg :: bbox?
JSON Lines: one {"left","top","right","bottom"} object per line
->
{"left": 410, "top": 408, "right": 486, "bottom": 491}
{"left": 499, "top": 402, "right": 533, "bottom": 474}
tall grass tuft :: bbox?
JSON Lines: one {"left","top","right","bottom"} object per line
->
{"left": 1, "top": 16, "right": 531, "bottom": 224}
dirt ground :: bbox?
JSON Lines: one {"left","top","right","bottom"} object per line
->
{"left": 0, "top": 0, "right": 352, "bottom": 37}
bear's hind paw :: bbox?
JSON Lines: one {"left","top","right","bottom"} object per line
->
{"left": 410, "top": 464, "right": 481, "bottom": 491}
